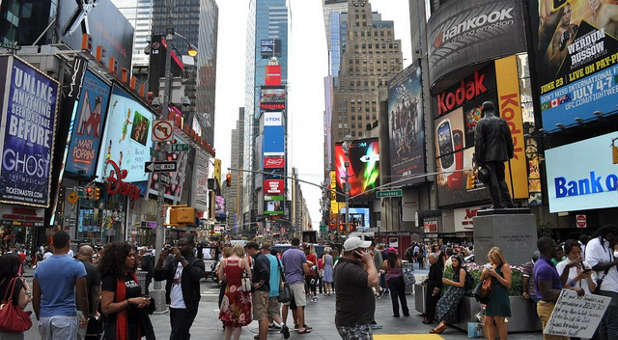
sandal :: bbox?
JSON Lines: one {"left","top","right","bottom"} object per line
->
{"left": 429, "top": 324, "right": 447, "bottom": 334}
{"left": 297, "top": 328, "right": 312, "bottom": 334}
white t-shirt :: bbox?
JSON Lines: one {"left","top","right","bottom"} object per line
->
{"left": 556, "top": 259, "right": 597, "bottom": 294}
{"left": 585, "top": 237, "right": 618, "bottom": 293}
{"left": 43, "top": 252, "right": 53, "bottom": 260}
{"left": 170, "top": 262, "right": 186, "bottom": 308}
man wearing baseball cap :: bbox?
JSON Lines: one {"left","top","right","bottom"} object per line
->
{"left": 334, "top": 237, "right": 379, "bottom": 340}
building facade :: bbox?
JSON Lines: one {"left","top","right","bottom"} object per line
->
{"left": 196, "top": 0, "right": 218, "bottom": 146}
{"left": 111, "top": 0, "right": 154, "bottom": 68}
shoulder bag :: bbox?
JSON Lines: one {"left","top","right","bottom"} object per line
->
{"left": 241, "top": 268, "right": 252, "bottom": 292}
{"left": 0, "top": 277, "right": 32, "bottom": 332}
{"left": 473, "top": 275, "right": 492, "bottom": 304}
{"left": 277, "top": 260, "right": 291, "bottom": 303}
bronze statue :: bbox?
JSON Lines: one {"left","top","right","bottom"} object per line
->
{"left": 474, "top": 101, "right": 514, "bottom": 209}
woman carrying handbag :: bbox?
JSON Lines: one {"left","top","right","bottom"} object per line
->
{"left": 218, "top": 244, "right": 252, "bottom": 340}
{"left": 0, "top": 254, "right": 32, "bottom": 340}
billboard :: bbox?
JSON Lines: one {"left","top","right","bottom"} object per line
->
{"left": 215, "top": 196, "right": 225, "bottom": 217}
{"left": 261, "top": 39, "right": 282, "bottom": 58}
{"left": 192, "top": 151, "right": 210, "bottom": 212}
{"left": 264, "top": 157, "right": 285, "bottom": 169}
{"left": 95, "top": 85, "right": 154, "bottom": 183}
{"left": 265, "top": 65, "right": 282, "bottom": 86}
{"left": 339, "top": 207, "right": 370, "bottom": 231}
{"left": 388, "top": 63, "right": 425, "bottom": 185}
{"left": 0, "top": 56, "right": 59, "bottom": 207}
{"left": 427, "top": 0, "right": 527, "bottom": 85}
{"left": 335, "top": 138, "right": 380, "bottom": 198}
{"left": 545, "top": 131, "right": 618, "bottom": 213}
{"left": 263, "top": 112, "right": 285, "bottom": 155}
{"left": 433, "top": 57, "right": 529, "bottom": 206}
{"left": 65, "top": 70, "right": 111, "bottom": 177}
{"left": 264, "top": 195, "right": 284, "bottom": 215}
{"left": 56, "top": 0, "right": 134, "bottom": 72}
{"left": 532, "top": 0, "right": 618, "bottom": 132}
{"left": 264, "top": 179, "right": 284, "bottom": 194}
{"left": 260, "top": 87, "right": 286, "bottom": 111}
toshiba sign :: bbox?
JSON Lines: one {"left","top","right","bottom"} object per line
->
{"left": 427, "top": 0, "right": 526, "bottom": 85}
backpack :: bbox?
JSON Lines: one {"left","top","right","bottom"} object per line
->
{"left": 464, "top": 270, "right": 475, "bottom": 291}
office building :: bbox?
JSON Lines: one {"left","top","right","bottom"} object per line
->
{"left": 225, "top": 108, "right": 245, "bottom": 232}
{"left": 111, "top": 0, "right": 154, "bottom": 68}
{"left": 196, "top": 0, "right": 218, "bottom": 146}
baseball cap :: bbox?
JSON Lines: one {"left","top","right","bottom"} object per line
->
{"left": 343, "top": 237, "right": 372, "bottom": 251}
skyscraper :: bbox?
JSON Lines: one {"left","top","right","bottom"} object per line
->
{"left": 332, "top": 0, "right": 403, "bottom": 144}
{"left": 243, "top": 0, "right": 289, "bottom": 226}
{"left": 111, "top": 0, "right": 154, "bottom": 68}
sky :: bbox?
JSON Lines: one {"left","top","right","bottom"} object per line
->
{"left": 214, "top": 0, "right": 412, "bottom": 228}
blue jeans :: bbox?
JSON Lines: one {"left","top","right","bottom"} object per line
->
{"left": 39, "top": 315, "right": 78, "bottom": 340}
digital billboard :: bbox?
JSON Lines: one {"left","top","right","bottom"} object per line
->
{"left": 263, "top": 112, "right": 285, "bottom": 155}
{"left": 215, "top": 196, "right": 225, "bottom": 217}
{"left": 264, "top": 195, "right": 284, "bottom": 215}
{"left": 433, "top": 57, "right": 529, "bottom": 206}
{"left": 264, "top": 179, "right": 284, "bottom": 195}
{"left": 264, "top": 157, "right": 285, "bottom": 169}
{"left": 339, "top": 207, "right": 370, "bottom": 231}
{"left": 261, "top": 39, "right": 282, "bottom": 58}
{"left": 335, "top": 138, "right": 380, "bottom": 198}
{"left": 532, "top": 0, "right": 618, "bottom": 132}
{"left": 545, "top": 131, "right": 618, "bottom": 213}
{"left": 0, "top": 56, "right": 59, "bottom": 207}
{"left": 260, "top": 87, "right": 286, "bottom": 111}
{"left": 388, "top": 63, "right": 425, "bottom": 185}
{"left": 95, "top": 85, "right": 154, "bottom": 183}
{"left": 65, "top": 70, "right": 110, "bottom": 177}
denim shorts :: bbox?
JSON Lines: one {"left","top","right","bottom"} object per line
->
{"left": 39, "top": 315, "right": 78, "bottom": 340}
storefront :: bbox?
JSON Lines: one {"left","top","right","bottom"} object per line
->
{"left": 0, "top": 206, "right": 45, "bottom": 248}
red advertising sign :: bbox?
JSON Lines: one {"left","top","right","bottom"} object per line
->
{"left": 264, "top": 157, "right": 285, "bottom": 169}
{"left": 265, "top": 65, "right": 282, "bottom": 86}
{"left": 105, "top": 160, "right": 141, "bottom": 201}
{"left": 264, "top": 179, "right": 284, "bottom": 194}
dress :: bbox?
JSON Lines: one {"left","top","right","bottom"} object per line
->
{"left": 218, "top": 259, "right": 251, "bottom": 327}
{"left": 486, "top": 266, "right": 511, "bottom": 317}
{"left": 435, "top": 269, "right": 466, "bottom": 323}
{"left": 323, "top": 255, "right": 334, "bottom": 283}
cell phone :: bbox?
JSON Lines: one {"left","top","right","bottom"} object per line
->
{"left": 353, "top": 250, "right": 363, "bottom": 259}
{"left": 437, "top": 119, "right": 455, "bottom": 171}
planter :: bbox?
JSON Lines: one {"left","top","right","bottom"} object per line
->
{"left": 414, "top": 283, "right": 427, "bottom": 314}
{"left": 450, "top": 296, "right": 542, "bottom": 333}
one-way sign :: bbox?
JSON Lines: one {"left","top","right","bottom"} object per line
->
{"left": 145, "top": 161, "right": 177, "bottom": 173}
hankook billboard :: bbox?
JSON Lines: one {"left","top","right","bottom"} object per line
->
{"left": 427, "top": 0, "right": 527, "bottom": 86}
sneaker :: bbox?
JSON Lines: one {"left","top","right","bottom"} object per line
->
{"left": 269, "top": 323, "right": 281, "bottom": 330}
{"left": 280, "top": 325, "right": 290, "bottom": 339}
{"left": 371, "top": 323, "right": 383, "bottom": 329}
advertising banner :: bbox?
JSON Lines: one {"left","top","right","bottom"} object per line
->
{"left": 265, "top": 65, "right": 282, "bottom": 86}
{"left": 192, "top": 151, "right": 210, "bottom": 212}
{"left": 56, "top": 0, "right": 134, "bottom": 72}
{"left": 545, "top": 131, "right": 618, "bottom": 213}
{"left": 387, "top": 63, "right": 425, "bottom": 185}
{"left": 264, "top": 179, "right": 284, "bottom": 194}
{"left": 261, "top": 39, "right": 282, "bottom": 58}
{"left": 495, "top": 56, "right": 528, "bottom": 199}
{"left": 95, "top": 85, "right": 154, "bottom": 183}
{"left": 339, "top": 207, "right": 370, "bottom": 231}
{"left": 264, "top": 157, "right": 285, "bottom": 169}
{"left": 65, "top": 70, "right": 110, "bottom": 177}
{"left": 453, "top": 206, "right": 483, "bottom": 232}
{"left": 532, "top": 0, "right": 618, "bottom": 132}
{"left": 215, "top": 196, "right": 225, "bottom": 217}
{"left": 260, "top": 87, "right": 286, "bottom": 111}
{"left": 335, "top": 138, "right": 380, "bottom": 198}
{"left": 263, "top": 112, "right": 285, "bottom": 155}
{"left": 427, "top": 0, "right": 527, "bottom": 85}
{"left": 264, "top": 194, "right": 284, "bottom": 215}
{"left": 214, "top": 158, "right": 222, "bottom": 188}
{"left": 0, "top": 56, "right": 59, "bottom": 207}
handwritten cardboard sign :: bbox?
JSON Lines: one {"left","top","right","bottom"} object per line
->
{"left": 545, "top": 289, "right": 611, "bottom": 339}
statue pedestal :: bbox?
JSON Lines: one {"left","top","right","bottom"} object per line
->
{"left": 473, "top": 213, "right": 537, "bottom": 265}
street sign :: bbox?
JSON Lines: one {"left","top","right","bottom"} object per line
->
{"left": 576, "top": 214, "right": 587, "bottom": 228}
{"left": 152, "top": 120, "right": 174, "bottom": 142}
{"left": 145, "top": 161, "right": 177, "bottom": 173}
{"left": 158, "top": 174, "right": 171, "bottom": 185}
{"left": 168, "top": 144, "right": 189, "bottom": 152}
{"left": 376, "top": 189, "right": 402, "bottom": 198}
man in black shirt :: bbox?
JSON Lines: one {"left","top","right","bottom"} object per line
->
{"left": 334, "top": 237, "right": 378, "bottom": 340}
{"left": 246, "top": 241, "right": 270, "bottom": 340}
{"left": 76, "top": 245, "right": 101, "bottom": 340}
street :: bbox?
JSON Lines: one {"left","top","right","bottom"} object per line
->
{"left": 21, "top": 276, "right": 541, "bottom": 340}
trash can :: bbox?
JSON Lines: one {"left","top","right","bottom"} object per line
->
{"left": 402, "top": 261, "right": 416, "bottom": 295}
{"left": 415, "top": 282, "right": 427, "bottom": 314}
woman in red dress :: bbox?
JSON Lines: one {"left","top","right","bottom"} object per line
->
{"left": 218, "top": 244, "right": 252, "bottom": 340}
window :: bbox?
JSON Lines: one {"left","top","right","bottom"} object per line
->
{"left": 351, "top": 131, "right": 356, "bottom": 137}
{"left": 351, "top": 115, "right": 356, "bottom": 120}
{"left": 372, "top": 115, "right": 377, "bottom": 120}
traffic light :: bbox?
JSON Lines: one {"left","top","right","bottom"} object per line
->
{"left": 225, "top": 173, "right": 232, "bottom": 187}
{"left": 85, "top": 186, "right": 93, "bottom": 200}
{"left": 94, "top": 187, "right": 101, "bottom": 201}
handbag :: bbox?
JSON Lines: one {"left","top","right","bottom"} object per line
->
{"left": 473, "top": 277, "right": 492, "bottom": 304}
{"left": 0, "top": 277, "right": 32, "bottom": 332}
{"left": 277, "top": 260, "right": 291, "bottom": 303}
{"left": 241, "top": 270, "right": 252, "bottom": 292}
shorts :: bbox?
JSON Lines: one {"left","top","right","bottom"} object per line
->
{"left": 336, "top": 324, "right": 372, "bottom": 340}
{"left": 267, "top": 297, "right": 281, "bottom": 318}
{"left": 39, "top": 315, "right": 79, "bottom": 340}
{"left": 288, "top": 282, "right": 306, "bottom": 307}
{"left": 253, "top": 290, "right": 270, "bottom": 320}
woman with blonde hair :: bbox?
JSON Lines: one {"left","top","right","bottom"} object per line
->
{"left": 322, "top": 247, "right": 334, "bottom": 296}
{"left": 481, "top": 247, "right": 512, "bottom": 340}
{"left": 218, "top": 244, "right": 252, "bottom": 340}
